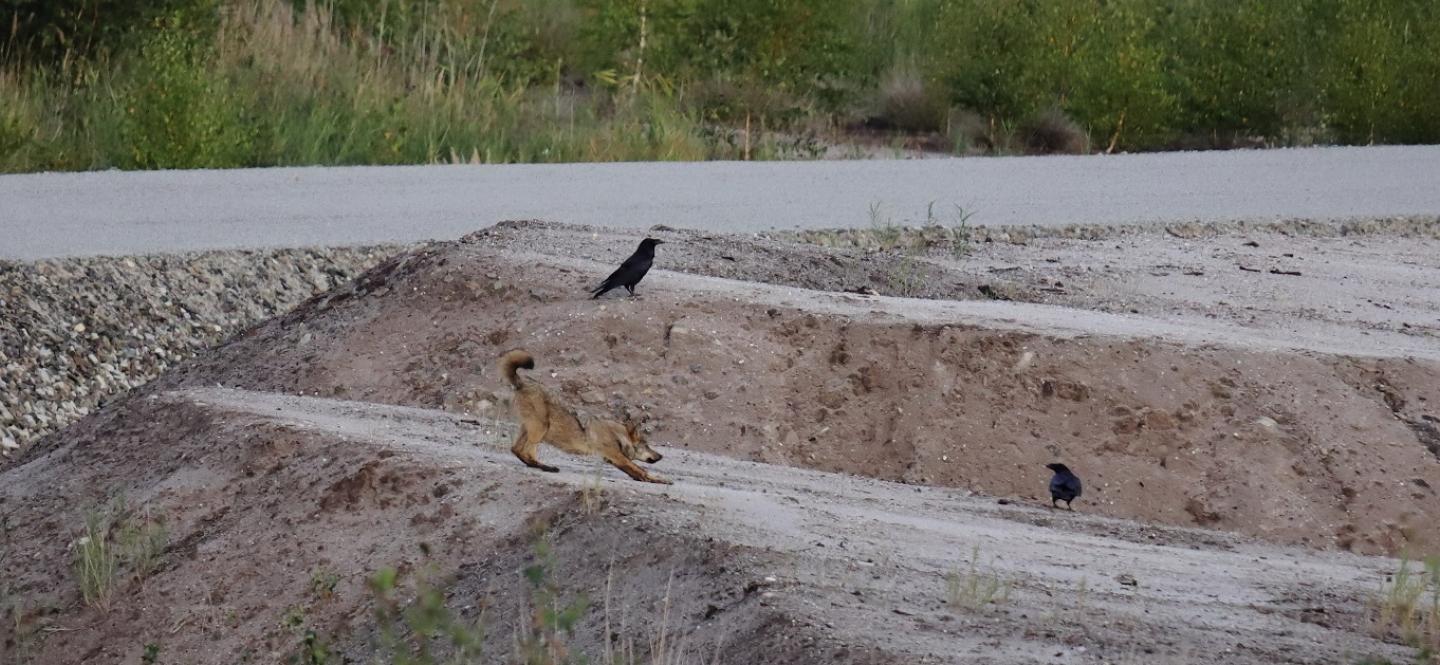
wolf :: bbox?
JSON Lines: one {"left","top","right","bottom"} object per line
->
{"left": 498, "top": 349, "right": 671, "bottom": 484}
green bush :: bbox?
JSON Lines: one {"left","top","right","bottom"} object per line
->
{"left": 1, "top": 0, "right": 220, "bottom": 61}
{"left": 3, "top": 0, "right": 1440, "bottom": 172}
{"left": 109, "top": 18, "right": 252, "bottom": 169}
{"left": 1323, "top": 0, "right": 1440, "bottom": 144}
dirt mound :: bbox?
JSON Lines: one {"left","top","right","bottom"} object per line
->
{"left": 6, "top": 220, "right": 1440, "bottom": 663}
{"left": 37, "top": 222, "right": 1426, "bottom": 557}
{"left": 2, "top": 388, "right": 1416, "bottom": 664}
{"left": 1, "top": 393, "right": 803, "bottom": 664}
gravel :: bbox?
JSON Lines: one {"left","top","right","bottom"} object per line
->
{"left": 0, "top": 247, "right": 397, "bottom": 454}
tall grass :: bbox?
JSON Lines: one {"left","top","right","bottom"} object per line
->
{"left": 3, "top": 0, "right": 1439, "bottom": 172}
{"left": 69, "top": 498, "right": 169, "bottom": 611}
{"left": 1375, "top": 556, "right": 1440, "bottom": 657}
{"left": 1, "top": 0, "right": 736, "bottom": 172}
{"left": 72, "top": 508, "right": 119, "bottom": 609}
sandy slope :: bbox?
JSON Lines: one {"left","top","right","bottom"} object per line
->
{"left": 1, "top": 386, "right": 1416, "bottom": 663}
{"left": 109, "top": 224, "right": 1437, "bottom": 556}
{"left": 4, "top": 220, "right": 1439, "bottom": 664}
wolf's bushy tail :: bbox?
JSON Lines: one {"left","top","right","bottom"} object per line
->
{"left": 498, "top": 349, "right": 535, "bottom": 389}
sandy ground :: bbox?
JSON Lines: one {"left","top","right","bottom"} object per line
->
{"left": 5, "top": 145, "right": 1440, "bottom": 259}
{"left": 473, "top": 219, "right": 1440, "bottom": 361}
{"left": 0, "top": 386, "right": 1419, "bottom": 664}
{"left": 4, "top": 220, "right": 1439, "bottom": 664}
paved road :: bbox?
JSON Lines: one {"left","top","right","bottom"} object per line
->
{"left": 4, "top": 145, "right": 1439, "bottom": 259}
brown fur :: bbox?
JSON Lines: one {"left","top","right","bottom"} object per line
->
{"left": 498, "top": 349, "right": 671, "bottom": 484}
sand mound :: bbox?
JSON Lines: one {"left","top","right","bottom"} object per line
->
{"left": 5, "top": 220, "right": 1438, "bottom": 663}
{"left": 100, "top": 223, "right": 1438, "bottom": 556}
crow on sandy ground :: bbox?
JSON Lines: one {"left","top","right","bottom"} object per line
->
{"left": 1046, "top": 463, "right": 1082, "bottom": 510}
{"left": 591, "top": 238, "right": 664, "bottom": 299}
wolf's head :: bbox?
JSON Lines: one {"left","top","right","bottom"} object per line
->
{"left": 622, "top": 419, "right": 663, "bottom": 464}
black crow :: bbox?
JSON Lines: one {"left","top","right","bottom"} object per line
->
{"left": 1046, "top": 463, "right": 1082, "bottom": 510}
{"left": 591, "top": 237, "right": 664, "bottom": 299}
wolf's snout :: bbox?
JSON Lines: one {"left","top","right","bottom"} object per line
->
{"left": 649, "top": 452, "right": 663, "bottom": 463}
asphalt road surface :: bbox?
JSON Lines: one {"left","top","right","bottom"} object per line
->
{"left": 4, "top": 145, "right": 1438, "bottom": 259}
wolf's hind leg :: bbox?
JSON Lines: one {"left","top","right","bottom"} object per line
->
{"left": 512, "top": 425, "right": 559, "bottom": 473}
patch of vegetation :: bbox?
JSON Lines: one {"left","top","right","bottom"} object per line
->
{"left": 883, "top": 255, "right": 926, "bottom": 298}
{"left": 69, "top": 497, "right": 169, "bottom": 610}
{"left": 72, "top": 507, "right": 119, "bottom": 609}
{"left": 945, "top": 545, "right": 1012, "bottom": 611}
{"left": 1374, "top": 556, "right": 1440, "bottom": 658}
{"left": 3, "top": 0, "right": 1439, "bottom": 173}
{"left": 309, "top": 569, "right": 341, "bottom": 603}
{"left": 579, "top": 460, "right": 609, "bottom": 515}
{"left": 866, "top": 202, "right": 903, "bottom": 251}
{"left": 119, "top": 514, "right": 169, "bottom": 582}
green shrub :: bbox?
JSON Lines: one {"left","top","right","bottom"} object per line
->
{"left": 110, "top": 19, "right": 252, "bottom": 169}
{"left": 3, "top": 0, "right": 1440, "bottom": 173}
{"left": 1, "top": 0, "right": 220, "bottom": 61}
{"left": 1323, "top": 0, "right": 1440, "bottom": 144}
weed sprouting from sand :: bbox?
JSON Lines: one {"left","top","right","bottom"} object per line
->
{"left": 946, "top": 545, "right": 1012, "bottom": 611}
{"left": 580, "top": 461, "right": 609, "bottom": 515}
{"left": 867, "top": 201, "right": 902, "bottom": 250}
{"left": 309, "top": 568, "right": 341, "bottom": 602}
{"left": 368, "top": 566, "right": 486, "bottom": 665}
{"left": 885, "top": 255, "right": 926, "bottom": 298}
{"left": 602, "top": 562, "right": 717, "bottom": 665}
{"left": 949, "top": 205, "right": 976, "bottom": 258}
{"left": 2, "top": 515, "right": 42, "bottom": 662}
{"left": 515, "top": 537, "right": 588, "bottom": 664}
{"left": 72, "top": 507, "right": 119, "bottom": 609}
{"left": 334, "top": 538, "right": 718, "bottom": 665}
{"left": 70, "top": 497, "right": 169, "bottom": 610}
{"left": 119, "top": 515, "right": 168, "bottom": 582}
{"left": 3, "top": 590, "right": 40, "bottom": 664}
{"left": 1374, "top": 555, "right": 1440, "bottom": 655}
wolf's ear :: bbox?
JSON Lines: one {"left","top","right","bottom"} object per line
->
{"left": 624, "top": 420, "right": 640, "bottom": 438}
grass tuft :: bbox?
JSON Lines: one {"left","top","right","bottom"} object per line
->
{"left": 70, "top": 497, "right": 170, "bottom": 610}
{"left": 946, "top": 545, "right": 1012, "bottom": 611}
{"left": 72, "top": 507, "right": 119, "bottom": 610}
{"left": 1374, "top": 556, "right": 1440, "bottom": 657}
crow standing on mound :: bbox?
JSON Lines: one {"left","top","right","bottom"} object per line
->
{"left": 1046, "top": 463, "right": 1082, "bottom": 510}
{"left": 591, "top": 237, "right": 664, "bottom": 299}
